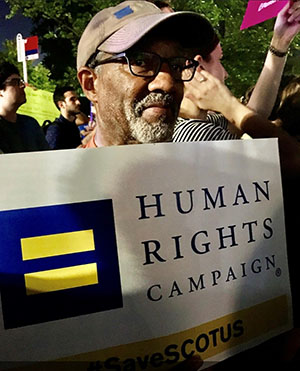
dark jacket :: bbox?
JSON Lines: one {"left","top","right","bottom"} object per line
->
{"left": 45, "top": 115, "right": 82, "bottom": 150}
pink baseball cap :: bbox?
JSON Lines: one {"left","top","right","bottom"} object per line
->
{"left": 77, "top": 0, "right": 217, "bottom": 70}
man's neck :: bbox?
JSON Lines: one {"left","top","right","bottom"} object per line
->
{"left": 94, "top": 126, "right": 105, "bottom": 147}
{"left": 61, "top": 111, "right": 76, "bottom": 122}
{"left": 94, "top": 122, "right": 134, "bottom": 147}
{"left": 179, "top": 97, "right": 207, "bottom": 120}
{"left": 0, "top": 107, "right": 18, "bottom": 123}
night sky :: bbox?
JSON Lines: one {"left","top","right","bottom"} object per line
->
{"left": 0, "top": 0, "right": 33, "bottom": 49}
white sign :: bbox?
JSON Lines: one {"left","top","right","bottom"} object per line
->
{"left": 16, "top": 33, "right": 28, "bottom": 83}
{"left": 16, "top": 33, "right": 25, "bottom": 63}
{"left": 0, "top": 139, "right": 292, "bottom": 369}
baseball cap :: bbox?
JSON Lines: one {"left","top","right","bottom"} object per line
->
{"left": 77, "top": 0, "right": 218, "bottom": 70}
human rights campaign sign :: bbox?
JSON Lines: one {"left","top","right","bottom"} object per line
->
{"left": 0, "top": 141, "right": 292, "bottom": 367}
{"left": 0, "top": 199, "right": 122, "bottom": 329}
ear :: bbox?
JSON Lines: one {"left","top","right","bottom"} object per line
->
{"left": 194, "top": 54, "right": 205, "bottom": 73}
{"left": 77, "top": 67, "right": 98, "bottom": 103}
{"left": 57, "top": 100, "right": 65, "bottom": 110}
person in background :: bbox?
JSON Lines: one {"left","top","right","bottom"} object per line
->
{"left": 45, "top": 86, "right": 82, "bottom": 150}
{"left": 150, "top": 0, "right": 239, "bottom": 141}
{"left": 271, "top": 78, "right": 300, "bottom": 342}
{"left": 175, "top": 1, "right": 300, "bottom": 142}
{"left": 152, "top": 0, "right": 173, "bottom": 13}
{"left": 0, "top": 62, "right": 49, "bottom": 153}
{"left": 274, "top": 76, "right": 300, "bottom": 139}
{"left": 76, "top": 96, "right": 96, "bottom": 140}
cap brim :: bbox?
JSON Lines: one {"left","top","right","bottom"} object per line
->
{"left": 98, "top": 12, "right": 213, "bottom": 53}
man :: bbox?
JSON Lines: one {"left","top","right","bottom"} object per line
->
{"left": 0, "top": 62, "right": 49, "bottom": 153}
{"left": 77, "top": 1, "right": 299, "bottom": 174}
{"left": 76, "top": 1, "right": 300, "bottom": 367}
{"left": 45, "top": 86, "right": 82, "bottom": 149}
{"left": 76, "top": 3, "right": 219, "bottom": 367}
{"left": 77, "top": 0, "right": 218, "bottom": 148}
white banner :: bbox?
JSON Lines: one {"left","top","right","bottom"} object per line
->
{"left": 0, "top": 139, "right": 292, "bottom": 370}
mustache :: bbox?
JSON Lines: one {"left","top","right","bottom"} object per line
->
{"left": 134, "top": 93, "right": 175, "bottom": 116}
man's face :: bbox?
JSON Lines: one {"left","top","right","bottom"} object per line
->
{"left": 93, "top": 38, "right": 186, "bottom": 145}
{"left": 0, "top": 74, "right": 26, "bottom": 108}
{"left": 61, "top": 91, "right": 81, "bottom": 115}
{"left": 201, "top": 43, "right": 228, "bottom": 83}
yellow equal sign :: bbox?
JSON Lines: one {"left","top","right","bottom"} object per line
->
{"left": 21, "top": 229, "right": 95, "bottom": 260}
{"left": 24, "top": 263, "right": 98, "bottom": 295}
{"left": 21, "top": 230, "right": 98, "bottom": 295}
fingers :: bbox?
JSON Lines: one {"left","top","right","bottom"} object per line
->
{"left": 287, "top": 0, "right": 300, "bottom": 22}
{"left": 193, "top": 70, "right": 214, "bottom": 83}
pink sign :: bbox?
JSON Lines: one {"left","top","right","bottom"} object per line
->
{"left": 240, "top": 0, "right": 289, "bottom": 30}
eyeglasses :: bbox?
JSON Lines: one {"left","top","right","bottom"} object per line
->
{"left": 3, "top": 78, "right": 25, "bottom": 88}
{"left": 96, "top": 51, "right": 199, "bottom": 82}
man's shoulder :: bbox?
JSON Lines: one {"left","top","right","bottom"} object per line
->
{"left": 16, "top": 114, "right": 40, "bottom": 127}
{"left": 44, "top": 118, "right": 62, "bottom": 134}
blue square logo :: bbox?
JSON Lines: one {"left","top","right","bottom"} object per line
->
{"left": 0, "top": 200, "right": 123, "bottom": 329}
{"left": 114, "top": 5, "right": 134, "bottom": 19}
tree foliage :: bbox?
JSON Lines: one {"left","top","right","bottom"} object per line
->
{"left": 0, "top": 39, "right": 56, "bottom": 92}
{"left": 172, "top": 0, "right": 300, "bottom": 96}
{"left": 4, "top": 0, "right": 300, "bottom": 96}
{"left": 5, "top": 0, "right": 120, "bottom": 90}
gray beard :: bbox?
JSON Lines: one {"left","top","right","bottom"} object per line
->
{"left": 125, "top": 93, "right": 177, "bottom": 143}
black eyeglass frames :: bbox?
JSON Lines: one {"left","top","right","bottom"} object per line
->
{"left": 95, "top": 51, "right": 199, "bottom": 82}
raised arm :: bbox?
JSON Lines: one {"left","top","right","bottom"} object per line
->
{"left": 247, "top": 0, "right": 300, "bottom": 117}
{"left": 185, "top": 69, "right": 300, "bottom": 178}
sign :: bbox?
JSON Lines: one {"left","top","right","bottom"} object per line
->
{"left": 17, "top": 86, "right": 59, "bottom": 126}
{"left": 16, "top": 33, "right": 25, "bottom": 63}
{"left": 240, "top": 0, "right": 289, "bottom": 30}
{"left": 16, "top": 34, "right": 39, "bottom": 83}
{"left": 24, "top": 36, "right": 39, "bottom": 61}
{"left": 0, "top": 140, "right": 292, "bottom": 369}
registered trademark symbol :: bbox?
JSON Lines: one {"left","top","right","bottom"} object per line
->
{"left": 275, "top": 268, "right": 282, "bottom": 277}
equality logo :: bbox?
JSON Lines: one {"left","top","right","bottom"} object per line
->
{"left": 0, "top": 200, "right": 122, "bottom": 329}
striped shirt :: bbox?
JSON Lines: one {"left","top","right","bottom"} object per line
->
{"left": 173, "top": 113, "right": 239, "bottom": 142}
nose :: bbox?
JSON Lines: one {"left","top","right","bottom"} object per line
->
{"left": 223, "top": 65, "right": 228, "bottom": 81}
{"left": 147, "top": 62, "right": 178, "bottom": 93}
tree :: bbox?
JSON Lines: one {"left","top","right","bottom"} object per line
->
{"left": 5, "top": 0, "right": 120, "bottom": 89}
{"left": 29, "top": 63, "right": 56, "bottom": 92}
{"left": 0, "top": 39, "right": 56, "bottom": 92}
{"left": 5, "top": 0, "right": 300, "bottom": 96}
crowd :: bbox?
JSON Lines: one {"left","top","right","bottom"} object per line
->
{"left": 1, "top": 0, "right": 300, "bottom": 368}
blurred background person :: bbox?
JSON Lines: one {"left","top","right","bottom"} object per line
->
{"left": 44, "top": 85, "right": 82, "bottom": 149}
{"left": 0, "top": 62, "right": 48, "bottom": 153}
